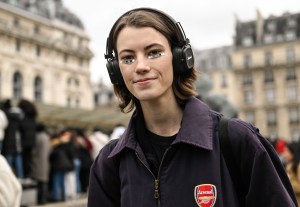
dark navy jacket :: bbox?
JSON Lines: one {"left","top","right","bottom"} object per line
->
{"left": 88, "top": 97, "right": 297, "bottom": 207}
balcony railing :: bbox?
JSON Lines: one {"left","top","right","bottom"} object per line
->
{"left": 0, "top": 21, "right": 92, "bottom": 58}
{"left": 233, "top": 60, "right": 299, "bottom": 70}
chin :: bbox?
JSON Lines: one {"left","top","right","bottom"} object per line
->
{"left": 135, "top": 93, "right": 159, "bottom": 102}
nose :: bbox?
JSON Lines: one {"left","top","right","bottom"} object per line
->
{"left": 135, "top": 55, "right": 150, "bottom": 73}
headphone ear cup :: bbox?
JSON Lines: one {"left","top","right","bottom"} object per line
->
{"left": 106, "top": 59, "right": 124, "bottom": 85}
{"left": 172, "top": 45, "right": 194, "bottom": 74}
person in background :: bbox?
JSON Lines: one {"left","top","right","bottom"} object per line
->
{"left": 275, "top": 138, "right": 287, "bottom": 165}
{"left": 89, "top": 126, "right": 109, "bottom": 160}
{"left": 30, "top": 123, "right": 51, "bottom": 204}
{"left": 88, "top": 7, "right": 297, "bottom": 206}
{"left": 74, "top": 128, "right": 93, "bottom": 193}
{"left": 110, "top": 123, "right": 126, "bottom": 140}
{"left": 2, "top": 99, "right": 24, "bottom": 178}
{"left": 0, "top": 101, "right": 8, "bottom": 153}
{"left": 18, "top": 99, "right": 38, "bottom": 178}
{"left": 283, "top": 142, "right": 300, "bottom": 204}
{"left": 49, "top": 130, "right": 75, "bottom": 202}
{"left": 0, "top": 154, "right": 22, "bottom": 207}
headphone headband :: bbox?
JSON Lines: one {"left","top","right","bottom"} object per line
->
{"left": 105, "top": 7, "right": 189, "bottom": 60}
{"left": 105, "top": 7, "right": 194, "bottom": 85}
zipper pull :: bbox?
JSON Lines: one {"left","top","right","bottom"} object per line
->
{"left": 154, "top": 179, "right": 159, "bottom": 199}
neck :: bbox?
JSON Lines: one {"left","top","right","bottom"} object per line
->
{"left": 140, "top": 97, "right": 183, "bottom": 137}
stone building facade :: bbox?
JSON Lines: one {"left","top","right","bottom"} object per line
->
{"left": 194, "top": 10, "right": 300, "bottom": 141}
{"left": 232, "top": 10, "right": 300, "bottom": 141}
{"left": 194, "top": 46, "right": 237, "bottom": 108}
{"left": 0, "top": 0, "right": 94, "bottom": 110}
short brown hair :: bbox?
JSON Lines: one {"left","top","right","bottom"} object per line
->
{"left": 110, "top": 9, "right": 198, "bottom": 113}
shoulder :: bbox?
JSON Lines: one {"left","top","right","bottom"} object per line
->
{"left": 90, "top": 139, "right": 121, "bottom": 189}
{"left": 223, "top": 118, "right": 274, "bottom": 161}
{"left": 92, "top": 139, "right": 120, "bottom": 170}
{"left": 227, "top": 118, "right": 262, "bottom": 146}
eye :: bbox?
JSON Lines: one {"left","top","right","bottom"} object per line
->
{"left": 120, "top": 55, "right": 135, "bottom": 64}
{"left": 148, "top": 50, "right": 165, "bottom": 59}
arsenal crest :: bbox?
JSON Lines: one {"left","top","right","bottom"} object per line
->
{"left": 194, "top": 184, "right": 217, "bottom": 207}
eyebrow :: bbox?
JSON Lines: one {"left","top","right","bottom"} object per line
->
{"left": 144, "top": 43, "right": 163, "bottom": 51}
{"left": 119, "top": 43, "right": 164, "bottom": 55}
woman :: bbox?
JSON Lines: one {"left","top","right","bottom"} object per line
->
{"left": 88, "top": 8, "right": 297, "bottom": 206}
{"left": 283, "top": 142, "right": 300, "bottom": 204}
{"left": 18, "top": 99, "right": 38, "bottom": 178}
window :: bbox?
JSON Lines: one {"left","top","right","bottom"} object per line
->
{"left": 78, "top": 38, "right": 82, "bottom": 48}
{"left": 67, "top": 77, "right": 80, "bottom": 87}
{"left": 243, "top": 73, "right": 252, "bottom": 85}
{"left": 74, "top": 79, "right": 79, "bottom": 87}
{"left": 64, "top": 54, "right": 68, "bottom": 63}
{"left": 286, "top": 68, "right": 297, "bottom": 80}
{"left": 265, "top": 51, "right": 273, "bottom": 66}
{"left": 267, "top": 22, "right": 276, "bottom": 32}
{"left": 291, "top": 129, "right": 300, "bottom": 142}
{"left": 221, "top": 74, "right": 227, "bottom": 88}
{"left": 287, "top": 85, "right": 297, "bottom": 101}
{"left": 34, "top": 25, "right": 39, "bottom": 34}
{"left": 244, "top": 54, "right": 252, "bottom": 69}
{"left": 78, "top": 58, "right": 83, "bottom": 67}
{"left": 36, "top": 46, "right": 41, "bottom": 57}
{"left": 264, "top": 70, "right": 274, "bottom": 83}
{"left": 287, "top": 18, "right": 297, "bottom": 27}
{"left": 16, "top": 39, "right": 21, "bottom": 52}
{"left": 244, "top": 90, "right": 253, "bottom": 104}
{"left": 286, "top": 48, "right": 295, "bottom": 63}
{"left": 67, "top": 97, "right": 71, "bottom": 107}
{"left": 245, "top": 111, "right": 255, "bottom": 124}
{"left": 34, "top": 76, "right": 42, "bottom": 102}
{"left": 219, "top": 56, "right": 229, "bottom": 68}
{"left": 242, "top": 37, "right": 253, "bottom": 47}
{"left": 94, "top": 93, "right": 99, "bottom": 105}
{"left": 265, "top": 88, "right": 275, "bottom": 102}
{"left": 75, "top": 99, "right": 80, "bottom": 107}
{"left": 289, "top": 107, "right": 299, "bottom": 124}
{"left": 13, "top": 72, "right": 22, "bottom": 99}
{"left": 264, "top": 34, "right": 274, "bottom": 44}
{"left": 285, "top": 31, "right": 296, "bottom": 41}
{"left": 269, "top": 131, "right": 278, "bottom": 140}
{"left": 276, "top": 34, "right": 283, "bottom": 42}
{"left": 267, "top": 109, "right": 277, "bottom": 126}
{"left": 13, "top": 17, "right": 19, "bottom": 27}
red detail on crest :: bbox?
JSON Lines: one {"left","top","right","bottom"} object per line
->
{"left": 194, "top": 184, "right": 217, "bottom": 207}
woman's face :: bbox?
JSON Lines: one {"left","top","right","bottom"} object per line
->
{"left": 116, "top": 26, "right": 174, "bottom": 102}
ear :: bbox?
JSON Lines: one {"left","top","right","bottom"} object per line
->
{"left": 106, "top": 59, "right": 124, "bottom": 85}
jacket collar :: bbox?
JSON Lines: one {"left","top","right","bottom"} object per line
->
{"left": 108, "top": 97, "right": 214, "bottom": 158}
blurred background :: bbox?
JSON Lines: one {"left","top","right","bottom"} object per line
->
{"left": 0, "top": 0, "right": 299, "bottom": 206}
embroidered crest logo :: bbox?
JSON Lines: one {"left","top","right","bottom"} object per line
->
{"left": 194, "top": 184, "right": 217, "bottom": 207}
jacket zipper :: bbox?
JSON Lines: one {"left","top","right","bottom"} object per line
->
{"left": 135, "top": 147, "right": 171, "bottom": 207}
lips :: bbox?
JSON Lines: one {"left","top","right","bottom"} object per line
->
{"left": 134, "top": 77, "right": 155, "bottom": 83}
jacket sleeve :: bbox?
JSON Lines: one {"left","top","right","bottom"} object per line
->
{"left": 228, "top": 119, "right": 298, "bottom": 207}
{"left": 88, "top": 140, "right": 121, "bottom": 207}
{"left": 0, "top": 156, "right": 22, "bottom": 207}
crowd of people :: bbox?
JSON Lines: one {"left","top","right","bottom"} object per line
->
{"left": 269, "top": 138, "right": 300, "bottom": 204}
{"left": 0, "top": 98, "right": 125, "bottom": 206}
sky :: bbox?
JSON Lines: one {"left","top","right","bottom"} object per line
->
{"left": 63, "top": 0, "right": 300, "bottom": 84}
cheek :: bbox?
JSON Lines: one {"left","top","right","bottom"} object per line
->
{"left": 159, "top": 55, "right": 174, "bottom": 80}
{"left": 119, "top": 66, "right": 129, "bottom": 80}
{"left": 119, "top": 67, "right": 133, "bottom": 88}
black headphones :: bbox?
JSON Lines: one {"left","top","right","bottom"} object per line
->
{"left": 104, "top": 7, "right": 194, "bottom": 85}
